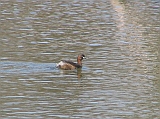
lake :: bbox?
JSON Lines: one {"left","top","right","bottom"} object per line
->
{"left": 0, "top": 0, "right": 159, "bottom": 118}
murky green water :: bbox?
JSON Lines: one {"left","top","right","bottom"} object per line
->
{"left": 0, "top": 0, "right": 159, "bottom": 118}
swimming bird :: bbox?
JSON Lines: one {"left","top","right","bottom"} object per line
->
{"left": 57, "top": 54, "right": 85, "bottom": 70}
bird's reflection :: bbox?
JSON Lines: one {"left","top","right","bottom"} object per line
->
{"left": 77, "top": 68, "right": 82, "bottom": 79}
{"left": 59, "top": 68, "right": 83, "bottom": 79}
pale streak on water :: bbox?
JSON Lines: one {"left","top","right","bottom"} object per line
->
{"left": 0, "top": 0, "right": 160, "bottom": 118}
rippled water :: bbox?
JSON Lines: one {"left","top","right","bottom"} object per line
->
{"left": 0, "top": 0, "right": 159, "bottom": 118}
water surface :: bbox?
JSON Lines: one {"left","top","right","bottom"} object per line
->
{"left": 0, "top": 0, "right": 159, "bottom": 118}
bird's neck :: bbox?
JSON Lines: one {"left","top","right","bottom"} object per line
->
{"left": 77, "top": 59, "right": 82, "bottom": 66}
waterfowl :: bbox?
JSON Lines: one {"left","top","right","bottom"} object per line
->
{"left": 57, "top": 54, "right": 85, "bottom": 70}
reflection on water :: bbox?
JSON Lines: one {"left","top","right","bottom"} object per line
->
{"left": 0, "top": 0, "right": 159, "bottom": 118}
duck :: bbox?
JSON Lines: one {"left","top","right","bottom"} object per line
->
{"left": 57, "top": 54, "right": 85, "bottom": 70}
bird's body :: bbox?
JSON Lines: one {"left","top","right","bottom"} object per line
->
{"left": 57, "top": 54, "right": 85, "bottom": 70}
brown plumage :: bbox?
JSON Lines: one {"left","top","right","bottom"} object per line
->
{"left": 57, "top": 54, "right": 85, "bottom": 70}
